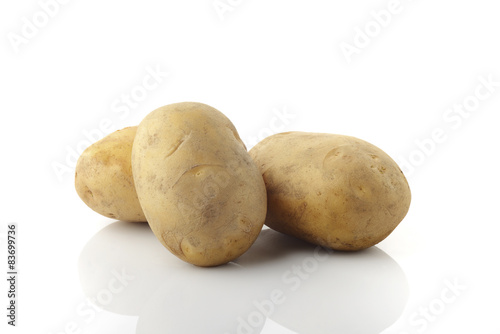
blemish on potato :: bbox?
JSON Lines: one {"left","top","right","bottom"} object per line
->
{"left": 238, "top": 216, "right": 252, "bottom": 233}
{"left": 162, "top": 231, "right": 182, "bottom": 256}
{"left": 147, "top": 133, "right": 159, "bottom": 146}
{"left": 85, "top": 187, "right": 94, "bottom": 199}
{"left": 164, "top": 135, "right": 188, "bottom": 158}
{"left": 201, "top": 204, "right": 218, "bottom": 220}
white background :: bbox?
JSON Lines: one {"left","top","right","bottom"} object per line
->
{"left": 1, "top": 0, "right": 500, "bottom": 333}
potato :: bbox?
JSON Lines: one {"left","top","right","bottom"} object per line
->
{"left": 132, "top": 102, "right": 267, "bottom": 266}
{"left": 249, "top": 132, "right": 411, "bottom": 251}
{"left": 75, "top": 126, "right": 146, "bottom": 222}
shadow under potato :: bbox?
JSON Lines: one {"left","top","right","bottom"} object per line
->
{"left": 79, "top": 222, "right": 409, "bottom": 334}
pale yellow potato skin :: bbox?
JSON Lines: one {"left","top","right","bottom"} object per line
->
{"left": 132, "top": 102, "right": 267, "bottom": 267}
{"left": 75, "top": 126, "right": 147, "bottom": 222}
{"left": 249, "top": 132, "right": 411, "bottom": 251}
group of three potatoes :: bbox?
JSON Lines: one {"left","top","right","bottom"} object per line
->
{"left": 75, "top": 102, "right": 411, "bottom": 267}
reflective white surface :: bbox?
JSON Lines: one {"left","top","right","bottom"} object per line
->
{"left": 79, "top": 223, "right": 408, "bottom": 334}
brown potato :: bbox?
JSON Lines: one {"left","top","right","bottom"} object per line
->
{"left": 75, "top": 126, "right": 146, "bottom": 222}
{"left": 249, "top": 132, "right": 411, "bottom": 251}
{"left": 132, "top": 102, "right": 267, "bottom": 266}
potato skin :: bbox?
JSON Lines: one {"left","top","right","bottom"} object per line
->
{"left": 249, "top": 132, "right": 411, "bottom": 251}
{"left": 75, "top": 126, "right": 146, "bottom": 222}
{"left": 132, "top": 102, "right": 267, "bottom": 266}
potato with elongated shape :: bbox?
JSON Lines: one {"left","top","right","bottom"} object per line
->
{"left": 132, "top": 102, "right": 267, "bottom": 266}
{"left": 75, "top": 126, "right": 146, "bottom": 222}
{"left": 249, "top": 132, "right": 411, "bottom": 251}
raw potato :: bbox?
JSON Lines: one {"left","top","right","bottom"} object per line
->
{"left": 132, "top": 102, "right": 267, "bottom": 267}
{"left": 75, "top": 126, "right": 146, "bottom": 222}
{"left": 249, "top": 132, "right": 411, "bottom": 251}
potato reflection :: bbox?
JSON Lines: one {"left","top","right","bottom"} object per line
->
{"left": 79, "top": 223, "right": 408, "bottom": 333}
